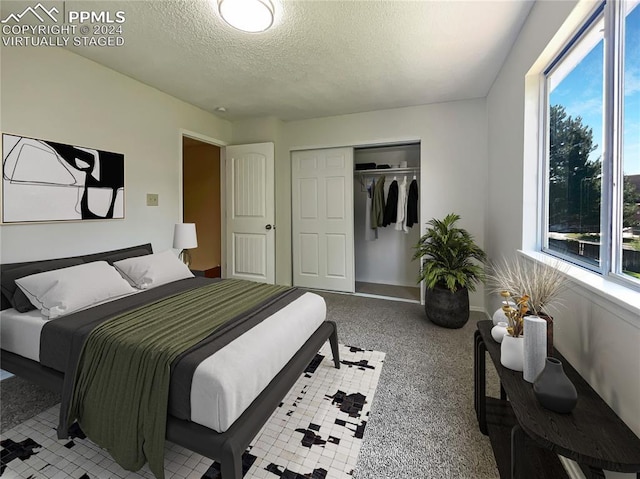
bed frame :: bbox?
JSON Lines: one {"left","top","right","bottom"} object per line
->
{"left": 0, "top": 245, "right": 340, "bottom": 479}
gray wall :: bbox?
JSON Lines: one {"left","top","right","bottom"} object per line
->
{"left": 0, "top": 46, "right": 232, "bottom": 263}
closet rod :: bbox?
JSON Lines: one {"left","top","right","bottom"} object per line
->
{"left": 354, "top": 167, "right": 420, "bottom": 176}
{"left": 355, "top": 167, "right": 419, "bottom": 188}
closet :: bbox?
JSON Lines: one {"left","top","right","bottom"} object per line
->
{"left": 291, "top": 143, "right": 420, "bottom": 302}
{"left": 353, "top": 143, "right": 420, "bottom": 301}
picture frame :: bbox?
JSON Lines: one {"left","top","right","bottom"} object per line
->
{"left": 1, "top": 133, "right": 125, "bottom": 224}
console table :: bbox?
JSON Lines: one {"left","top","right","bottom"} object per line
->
{"left": 474, "top": 320, "right": 640, "bottom": 479}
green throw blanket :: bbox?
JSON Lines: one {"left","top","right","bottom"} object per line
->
{"left": 65, "top": 279, "right": 292, "bottom": 479}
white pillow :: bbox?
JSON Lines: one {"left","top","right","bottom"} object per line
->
{"left": 113, "top": 250, "right": 194, "bottom": 290}
{"left": 15, "top": 261, "right": 137, "bottom": 319}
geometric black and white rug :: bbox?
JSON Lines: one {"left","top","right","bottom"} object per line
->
{"left": 0, "top": 343, "right": 385, "bottom": 479}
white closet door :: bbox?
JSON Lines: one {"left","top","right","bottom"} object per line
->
{"left": 292, "top": 148, "right": 354, "bottom": 292}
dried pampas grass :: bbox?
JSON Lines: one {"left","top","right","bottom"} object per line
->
{"left": 487, "top": 256, "right": 568, "bottom": 316}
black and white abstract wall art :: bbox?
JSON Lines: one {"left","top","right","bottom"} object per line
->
{"left": 1, "top": 133, "right": 125, "bottom": 223}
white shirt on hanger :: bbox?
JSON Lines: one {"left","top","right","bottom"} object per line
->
{"left": 395, "top": 176, "right": 409, "bottom": 233}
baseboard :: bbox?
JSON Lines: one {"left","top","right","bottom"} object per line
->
{"left": 472, "top": 306, "right": 491, "bottom": 318}
{"left": 352, "top": 292, "right": 420, "bottom": 304}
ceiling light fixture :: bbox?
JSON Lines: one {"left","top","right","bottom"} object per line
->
{"left": 218, "top": 0, "right": 274, "bottom": 33}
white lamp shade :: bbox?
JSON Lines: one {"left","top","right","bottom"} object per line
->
{"left": 218, "top": 0, "right": 274, "bottom": 33}
{"left": 173, "top": 223, "right": 198, "bottom": 249}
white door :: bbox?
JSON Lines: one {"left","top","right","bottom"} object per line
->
{"left": 225, "top": 142, "right": 275, "bottom": 284}
{"left": 292, "top": 147, "right": 354, "bottom": 292}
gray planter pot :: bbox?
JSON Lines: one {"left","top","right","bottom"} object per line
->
{"left": 424, "top": 284, "right": 470, "bottom": 329}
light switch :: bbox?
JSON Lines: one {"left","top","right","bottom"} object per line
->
{"left": 146, "top": 193, "right": 159, "bottom": 206}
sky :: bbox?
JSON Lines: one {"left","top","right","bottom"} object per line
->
{"left": 550, "top": 2, "right": 640, "bottom": 176}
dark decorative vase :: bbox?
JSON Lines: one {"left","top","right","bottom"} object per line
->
{"left": 424, "top": 284, "right": 469, "bottom": 329}
{"left": 533, "top": 357, "right": 577, "bottom": 414}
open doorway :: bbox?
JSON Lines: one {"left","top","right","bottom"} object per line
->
{"left": 353, "top": 143, "right": 421, "bottom": 302}
{"left": 182, "top": 136, "right": 222, "bottom": 277}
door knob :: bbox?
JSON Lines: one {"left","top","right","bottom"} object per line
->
{"left": 265, "top": 224, "right": 272, "bottom": 230}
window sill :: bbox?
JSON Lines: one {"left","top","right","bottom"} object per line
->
{"left": 518, "top": 250, "right": 640, "bottom": 321}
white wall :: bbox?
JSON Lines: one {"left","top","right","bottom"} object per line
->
{"left": 0, "top": 46, "right": 232, "bottom": 263}
{"left": 245, "top": 99, "right": 490, "bottom": 309}
{"left": 487, "top": 1, "right": 640, "bottom": 476}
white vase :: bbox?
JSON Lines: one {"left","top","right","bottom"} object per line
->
{"left": 523, "top": 316, "right": 547, "bottom": 383}
{"left": 500, "top": 334, "right": 524, "bottom": 371}
{"left": 491, "top": 321, "right": 508, "bottom": 343}
{"left": 492, "top": 300, "right": 516, "bottom": 325}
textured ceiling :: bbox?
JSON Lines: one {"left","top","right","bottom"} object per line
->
{"left": 65, "top": 0, "right": 534, "bottom": 121}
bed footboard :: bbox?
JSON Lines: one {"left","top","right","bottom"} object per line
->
{"left": 2, "top": 320, "right": 340, "bottom": 479}
{"left": 1, "top": 349, "right": 64, "bottom": 393}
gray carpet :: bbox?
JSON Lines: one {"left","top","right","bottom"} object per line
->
{"left": 319, "top": 292, "right": 499, "bottom": 479}
{"left": 0, "top": 292, "right": 499, "bottom": 478}
{"left": 1, "top": 375, "right": 60, "bottom": 431}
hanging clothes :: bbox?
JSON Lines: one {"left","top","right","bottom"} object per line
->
{"left": 371, "top": 175, "right": 386, "bottom": 229}
{"left": 406, "top": 179, "right": 419, "bottom": 228}
{"left": 382, "top": 179, "right": 399, "bottom": 227}
{"left": 365, "top": 179, "right": 378, "bottom": 241}
{"left": 395, "top": 177, "right": 409, "bottom": 232}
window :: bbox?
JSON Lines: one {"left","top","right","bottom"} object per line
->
{"left": 542, "top": 0, "right": 640, "bottom": 287}
{"left": 621, "top": 2, "right": 640, "bottom": 281}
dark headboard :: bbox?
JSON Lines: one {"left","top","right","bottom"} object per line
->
{"left": 0, "top": 243, "right": 153, "bottom": 311}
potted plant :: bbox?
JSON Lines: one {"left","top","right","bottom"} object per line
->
{"left": 488, "top": 256, "right": 567, "bottom": 353}
{"left": 413, "top": 213, "right": 486, "bottom": 328}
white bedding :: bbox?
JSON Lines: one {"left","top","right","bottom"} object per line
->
{"left": 0, "top": 290, "right": 327, "bottom": 433}
{"left": 0, "top": 308, "right": 47, "bottom": 361}
{"left": 191, "top": 291, "right": 326, "bottom": 432}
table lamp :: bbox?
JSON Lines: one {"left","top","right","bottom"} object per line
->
{"left": 173, "top": 223, "right": 198, "bottom": 267}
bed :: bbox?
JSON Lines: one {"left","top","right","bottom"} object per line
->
{"left": 0, "top": 243, "right": 340, "bottom": 479}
